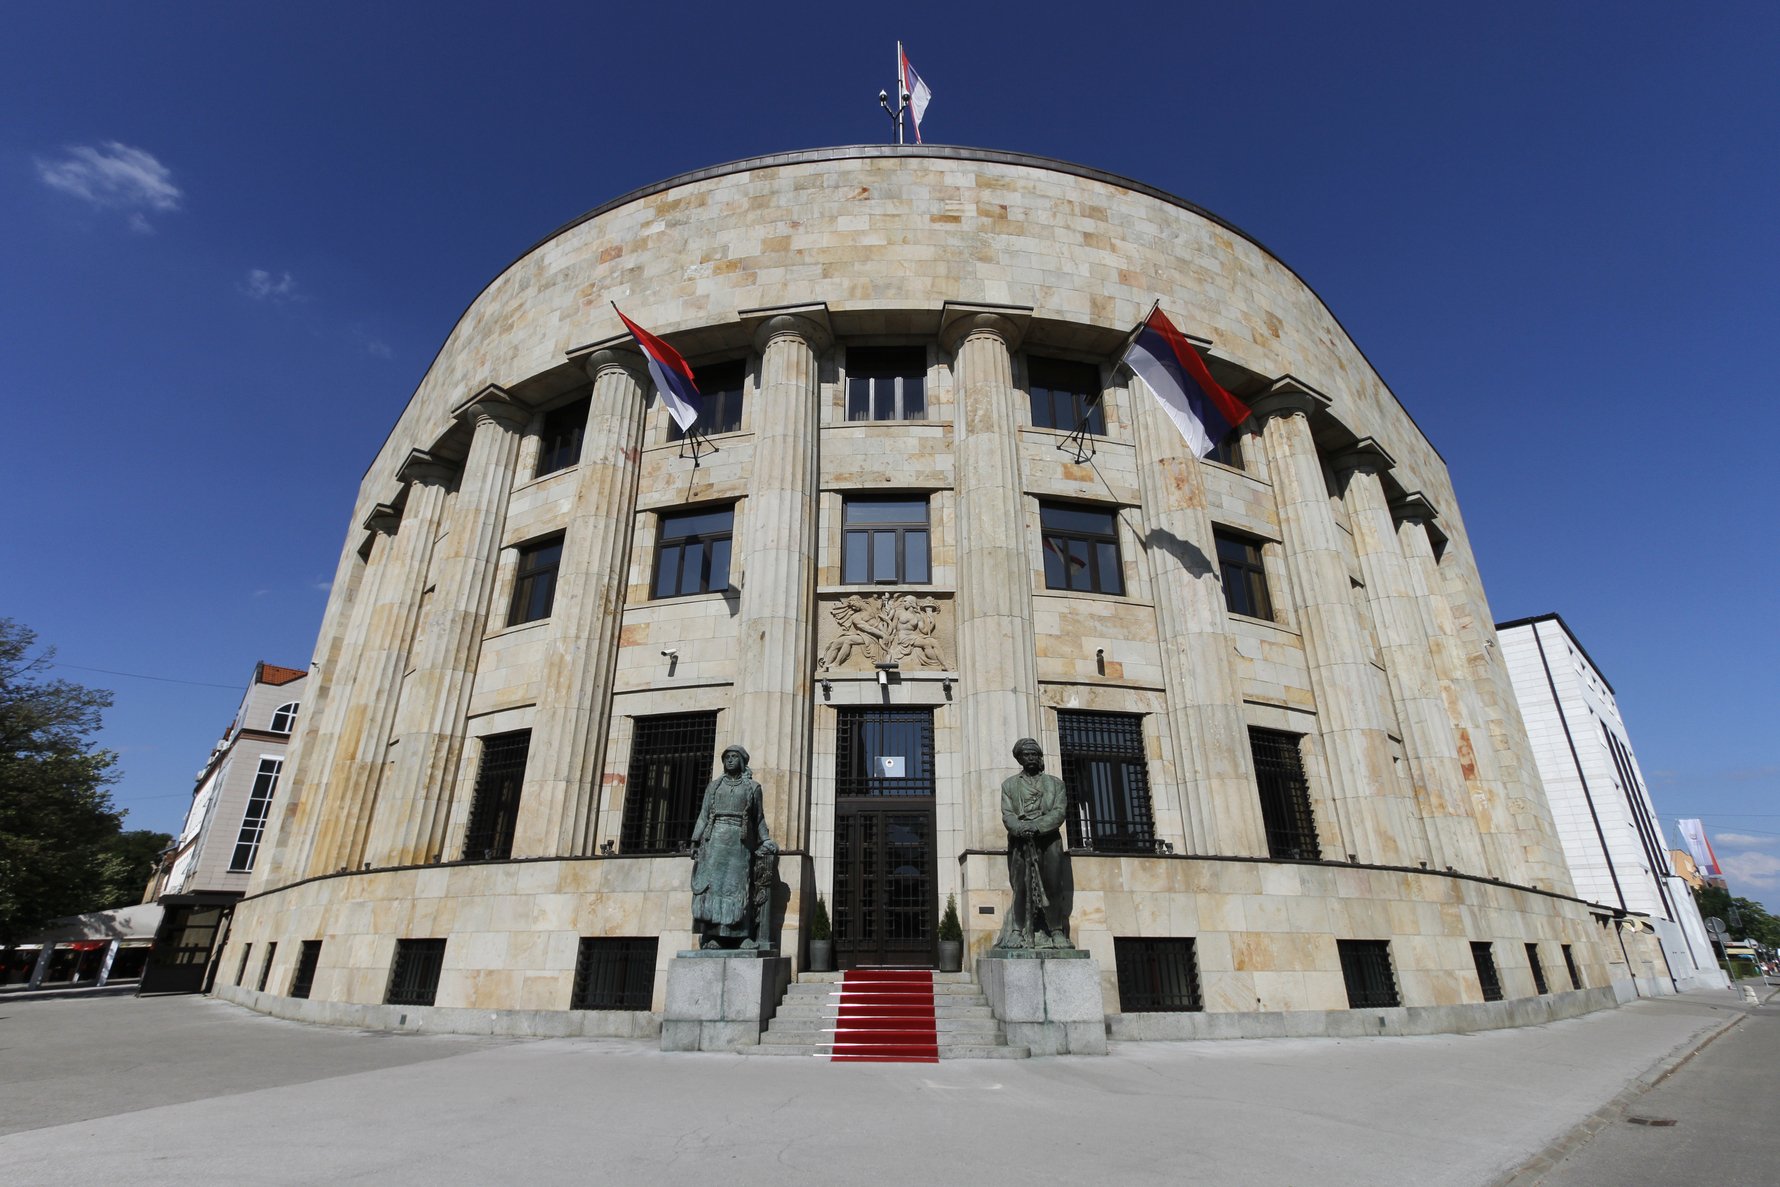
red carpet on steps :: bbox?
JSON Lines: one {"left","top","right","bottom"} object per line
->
{"left": 829, "top": 968, "right": 938, "bottom": 1063}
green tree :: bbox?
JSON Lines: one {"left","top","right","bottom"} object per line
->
{"left": 95, "top": 829, "right": 175, "bottom": 910}
{"left": 1693, "top": 884, "right": 1780, "bottom": 949}
{"left": 0, "top": 619, "right": 123, "bottom": 945}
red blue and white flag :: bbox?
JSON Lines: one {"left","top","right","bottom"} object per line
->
{"left": 899, "top": 43, "right": 932, "bottom": 144}
{"left": 1123, "top": 305, "right": 1250, "bottom": 456}
{"left": 613, "top": 306, "right": 700, "bottom": 432}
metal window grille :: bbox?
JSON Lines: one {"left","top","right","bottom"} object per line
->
{"left": 1215, "top": 529, "right": 1274, "bottom": 620}
{"left": 269, "top": 701, "right": 299, "bottom": 733}
{"left": 1338, "top": 939, "right": 1400, "bottom": 1008}
{"left": 1114, "top": 938, "right": 1203, "bottom": 1012}
{"left": 462, "top": 730, "right": 530, "bottom": 861}
{"left": 230, "top": 757, "right": 283, "bottom": 871}
{"left": 290, "top": 940, "right": 322, "bottom": 1000}
{"left": 1526, "top": 943, "right": 1549, "bottom": 994}
{"left": 1249, "top": 728, "right": 1321, "bottom": 860}
{"left": 622, "top": 712, "right": 718, "bottom": 853}
{"left": 841, "top": 498, "right": 931, "bottom": 585}
{"left": 835, "top": 708, "right": 935, "bottom": 797}
{"left": 668, "top": 361, "right": 746, "bottom": 439}
{"left": 386, "top": 938, "right": 447, "bottom": 1007}
{"left": 1040, "top": 502, "right": 1125, "bottom": 595}
{"left": 845, "top": 347, "right": 926, "bottom": 421}
{"left": 571, "top": 938, "right": 659, "bottom": 1010}
{"left": 1562, "top": 944, "right": 1582, "bottom": 990}
{"left": 257, "top": 942, "right": 277, "bottom": 992}
{"left": 536, "top": 394, "right": 590, "bottom": 475}
{"left": 508, "top": 536, "right": 564, "bottom": 625}
{"left": 235, "top": 943, "right": 252, "bottom": 987}
{"left": 1057, "top": 711, "right": 1155, "bottom": 853}
{"left": 1027, "top": 357, "right": 1105, "bottom": 435}
{"left": 1471, "top": 941, "right": 1504, "bottom": 1002}
{"left": 652, "top": 507, "right": 734, "bottom": 598}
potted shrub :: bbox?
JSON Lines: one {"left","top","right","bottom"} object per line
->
{"left": 937, "top": 893, "right": 964, "bottom": 973}
{"left": 808, "top": 895, "right": 834, "bottom": 972}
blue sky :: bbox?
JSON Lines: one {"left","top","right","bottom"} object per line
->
{"left": 4, "top": 3, "right": 1776, "bottom": 906}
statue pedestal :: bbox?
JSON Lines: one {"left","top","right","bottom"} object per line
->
{"left": 977, "top": 949, "right": 1107, "bottom": 1055}
{"left": 660, "top": 950, "right": 791, "bottom": 1052}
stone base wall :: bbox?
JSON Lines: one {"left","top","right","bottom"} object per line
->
{"left": 1108, "top": 985, "right": 1617, "bottom": 1041}
{"left": 213, "top": 982, "right": 660, "bottom": 1039}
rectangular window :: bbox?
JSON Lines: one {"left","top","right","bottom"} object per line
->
{"left": 841, "top": 497, "right": 930, "bottom": 585}
{"left": 1114, "top": 938, "right": 1202, "bottom": 1012}
{"left": 508, "top": 536, "right": 563, "bottom": 625}
{"left": 257, "top": 941, "right": 277, "bottom": 992}
{"left": 1057, "top": 711, "right": 1155, "bottom": 853}
{"left": 1215, "top": 529, "right": 1274, "bottom": 621}
{"left": 835, "top": 708, "right": 936, "bottom": 797}
{"left": 1040, "top": 502, "right": 1124, "bottom": 595}
{"left": 1526, "top": 943, "right": 1549, "bottom": 994}
{"left": 236, "top": 943, "right": 252, "bottom": 987}
{"left": 1205, "top": 428, "right": 1245, "bottom": 470}
{"left": 1250, "top": 728, "right": 1321, "bottom": 860}
{"left": 1562, "top": 943, "right": 1582, "bottom": 990}
{"left": 1338, "top": 939, "right": 1400, "bottom": 1008}
{"left": 1471, "top": 941, "right": 1504, "bottom": 1002}
{"left": 571, "top": 937, "right": 659, "bottom": 1010}
{"left": 652, "top": 507, "right": 733, "bottom": 598}
{"left": 846, "top": 346, "right": 926, "bottom": 422}
{"left": 622, "top": 712, "right": 718, "bottom": 854}
{"left": 386, "top": 938, "right": 447, "bottom": 1007}
{"left": 668, "top": 361, "right": 746, "bottom": 439}
{"left": 462, "top": 730, "right": 530, "bottom": 861}
{"left": 290, "top": 940, "right": 322, "bottom": 1000}
{"left": 536, "top": 394, "right": 590, "bottom": 476}
{"left": 230, "top": 757, "right": 283, "bottom": 871}
{"left": 1026, "top": 357, "right": 1105, "bottom": 435}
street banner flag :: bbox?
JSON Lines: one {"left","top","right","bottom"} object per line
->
{"left": 1677, "top": 818, "right": 1724, "bottom": 878}
{"left": 899, "top": 43, "right": 932, "bottom": 143}
{"left": 1123, "top": 305, "right": 1250, "bottom": 456}
{"left": 613, "top": 306, "right": 699, "bottom": 432}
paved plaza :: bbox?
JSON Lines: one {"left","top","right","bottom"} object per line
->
{"left": 0, "top": 986, "right": 1767, "bottom": 1185}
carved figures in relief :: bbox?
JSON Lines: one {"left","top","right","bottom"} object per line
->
{"left": 818, "top": 592, "right": 947, "bottom": 671}
{"left": 995, "top": 738, "right": 1076, "bottom": 951}
{"left": 689, "top": 745, "right": 778, "bottom": 949}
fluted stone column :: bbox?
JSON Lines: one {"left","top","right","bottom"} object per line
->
{"left": 367, "top": 388, "right": 530, "bottom": 867}
{"left": 1252, "top": 381, "right": 1416, "bottom": 866}
{"left": 511, "top": 350, "right": 647, "bottom": 858}
{"left": 731, "top": 311, "right": 828, "bottom": 850}
{"left": 310, "top": 457, "right": 450, "bottom": 874}
{"left": 1130, "top": 382, "right": 1267, "bottom": 856}
{"left": 943, "top": 306, "right": 1042, "bottom": 851}
{"left": 1338, "top": 447, "right": 1479, "bottom": 872}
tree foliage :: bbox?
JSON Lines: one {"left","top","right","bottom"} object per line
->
{"left": 0, "top": 619, "right": 124, "bottom": 945}
{"left": 1693, "top": 884, "right": 1780, "bottom": 949}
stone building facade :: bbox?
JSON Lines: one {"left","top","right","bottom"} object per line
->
{"left": 217, "top": 147, "right": 1646, "bottom": 1039}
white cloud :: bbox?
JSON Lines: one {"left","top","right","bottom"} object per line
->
{"left": 1714, "top": 832, "right": 1777, "bottom": 847}
{"left": 349, "top": 325, "right": 393, "bottom": 358}
{"left": 1719, "top": 851, "right": 1780, "bottom": 890}
{"left": 241, "top": 269, "right": 302, "bottom": 303}
{"left": 36, "top": 142, "right": 182, "bottom": 229}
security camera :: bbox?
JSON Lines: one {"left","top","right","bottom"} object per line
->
{"left": 660, "top": 648, "right": 678, "bottom": 658}
{"left": 879, "top": 89, "right": 888, "bottom": 101}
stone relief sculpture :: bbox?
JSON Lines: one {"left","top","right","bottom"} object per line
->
{"left": 818, "top": 592, "right": 948, "bottom": 671}
{"left": 689, "top": 745, "right": 778, "bottom": 949}
{"left": 995, "top": 738, "right": 1076, "bottom": 951}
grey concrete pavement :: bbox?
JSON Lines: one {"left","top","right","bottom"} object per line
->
{"left": 0, "top": 988, "right": 1757, "bottom": 1186}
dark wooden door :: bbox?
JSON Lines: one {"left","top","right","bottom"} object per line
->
{"left": 833, "top": 708, "right": 937, "bottom": 968}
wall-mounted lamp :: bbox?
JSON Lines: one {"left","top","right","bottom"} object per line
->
{"left": 1095, "top": 647, "right": 1106, "bottom": 676}
{"left": 941, "top": 676, "right": 953, "bottom": 699}
{"left": 601, "top": 839, "right": 616, "bottom": 855}
{"left": 819, "top": 678, "right": 833, "bottom": 701}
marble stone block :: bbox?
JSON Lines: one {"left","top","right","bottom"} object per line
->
{"left": 978, "top": 950, "right": 1107, "bottom": 1055}
{"left": 660, "top": 951, "right": 791, "bottom": 1051}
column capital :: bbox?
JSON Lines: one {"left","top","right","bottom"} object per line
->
{"left": 566, "top": 334, "right": 650, "bottom": 386}
{"left": 362, "top": 502, "right": 402, "bottom": 535}
{"left": 1248, "top": 374, "right": 1332, "bottom": 422}
{"left": 451, "top": 384, "right": 532, "bottom": 433}
{"left": 397, "top": 448, "right": 457, "bottom": 488}
{"left": 940, "top": 301, "right": 1032, "bottom": 355}
{"left": 741, "top": 302, "right": 832, "bottom": 354}
{"left": 1331, "top": 437, "right": 1396, "bottom": 478}
{"left": 1389, "top": 490, "right": 1441, "bottom": 525}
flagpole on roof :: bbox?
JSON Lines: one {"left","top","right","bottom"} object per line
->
{"left": 879, "top": 44, "right": 907, "bottom": 144}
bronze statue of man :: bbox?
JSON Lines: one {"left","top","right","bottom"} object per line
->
{"left": 996, "top": 738, "right": 1075, "bottom": 950}
{"left": 689, "top": 745, "right": 777, "bottom": 949}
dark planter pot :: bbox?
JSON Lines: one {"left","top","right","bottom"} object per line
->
{"left": 937, "top": 939, "right": 963, "bottom": 973}
{"left": 808, "top": 939, "right": 834, "bottom": 972}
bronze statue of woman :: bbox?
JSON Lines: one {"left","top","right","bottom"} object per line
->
{"left": 689, "top": 745, "right": 777, "bottom": 949}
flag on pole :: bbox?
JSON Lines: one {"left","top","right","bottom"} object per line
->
{"left": 1676, "top": 818, "right": 1724, "bottom": 879}
{"left": 613, "top": 305, "right": 699, "bottom": 432}
{"left": 1122, "top": 305, "right": 1251, "bottom": 456}
{"left": 899, "top": 43, "right": 932, "bottom": 144}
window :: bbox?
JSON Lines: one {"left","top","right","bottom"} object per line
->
{"left": 1562, "top": 943, "right": 1582, "bottom": 989}
{"left": 1114, "top": 938, "right": 1202, "bottom": 1012}
{"left": 386, "top": 938, "right": 447, "bottom": 1007}
{"left": 536, "top": 394, "right": 590, "bottom": 476}
{"left": 290, "top": 940, "right": 322, "bottom": 1000}
{"left": 236, "top": 943, "right": 252, "bottom": 986}
{"left": 842, "top": 497, "right": 930, "bottom": 585}
{"left": 621, "top": 712, "right": 718, "bottom": 854}
{"left": 846, "top": 347, "right": 926, "bottom": 421}
{"left": 1057, "top": 711, "right": 1155, "bottom": 853}
{"left": 1338, "top": 939, "right": 1400, "bottom": 1008}
{"left": 1205, "top": 428, "right": 1245, "bottom": 469}
{"left": 1250, "top": 729, "right": 1321, "bottom": 860}
{"left": 572, "top": 938, "right": 659, "bottom": 1010}
{"left": 230, "top": 757, "right": 283, "bottom": 872}
{"left": 462, "top": 731, "right": 529, "bottom": 861}
{"left": 1216, "top": 529, "right": 1274, "bottom": 620}
{"left": 257, "top": 942, "right": 277, "bottom": 992}
{"left": 668, "top": 361, "right": 745, "bottom": 439}
{"left": 1526, "top": 943, "right": 1549, "bottom": 995}
{"left": 268, "top": 701, "right": 299, "bottom": 734}
{"left": 1040, "top": 502, "right": 1124, "bottom": 595}
{"left": 835, "top": 708, "right": 936, "bottom": 797}
{"left": 1026, "top": 357, "right": 1104, "bottom": 434}
{"left": 652, "top": 507, "right": 732, "bottom": 598}
{"left": 507, "top": 536, "right": 563, "bottom": 625}
{"left": 1471, "top": 941, "right": 1503, "bottom": 1002}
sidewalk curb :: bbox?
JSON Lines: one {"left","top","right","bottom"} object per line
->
{"left": 1491, "top": 989, "right": 1771, "bottom": 1186}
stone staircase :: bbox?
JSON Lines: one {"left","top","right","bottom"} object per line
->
{"left": 738, "top": 968, "right": 1029, "bottom": 1060}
